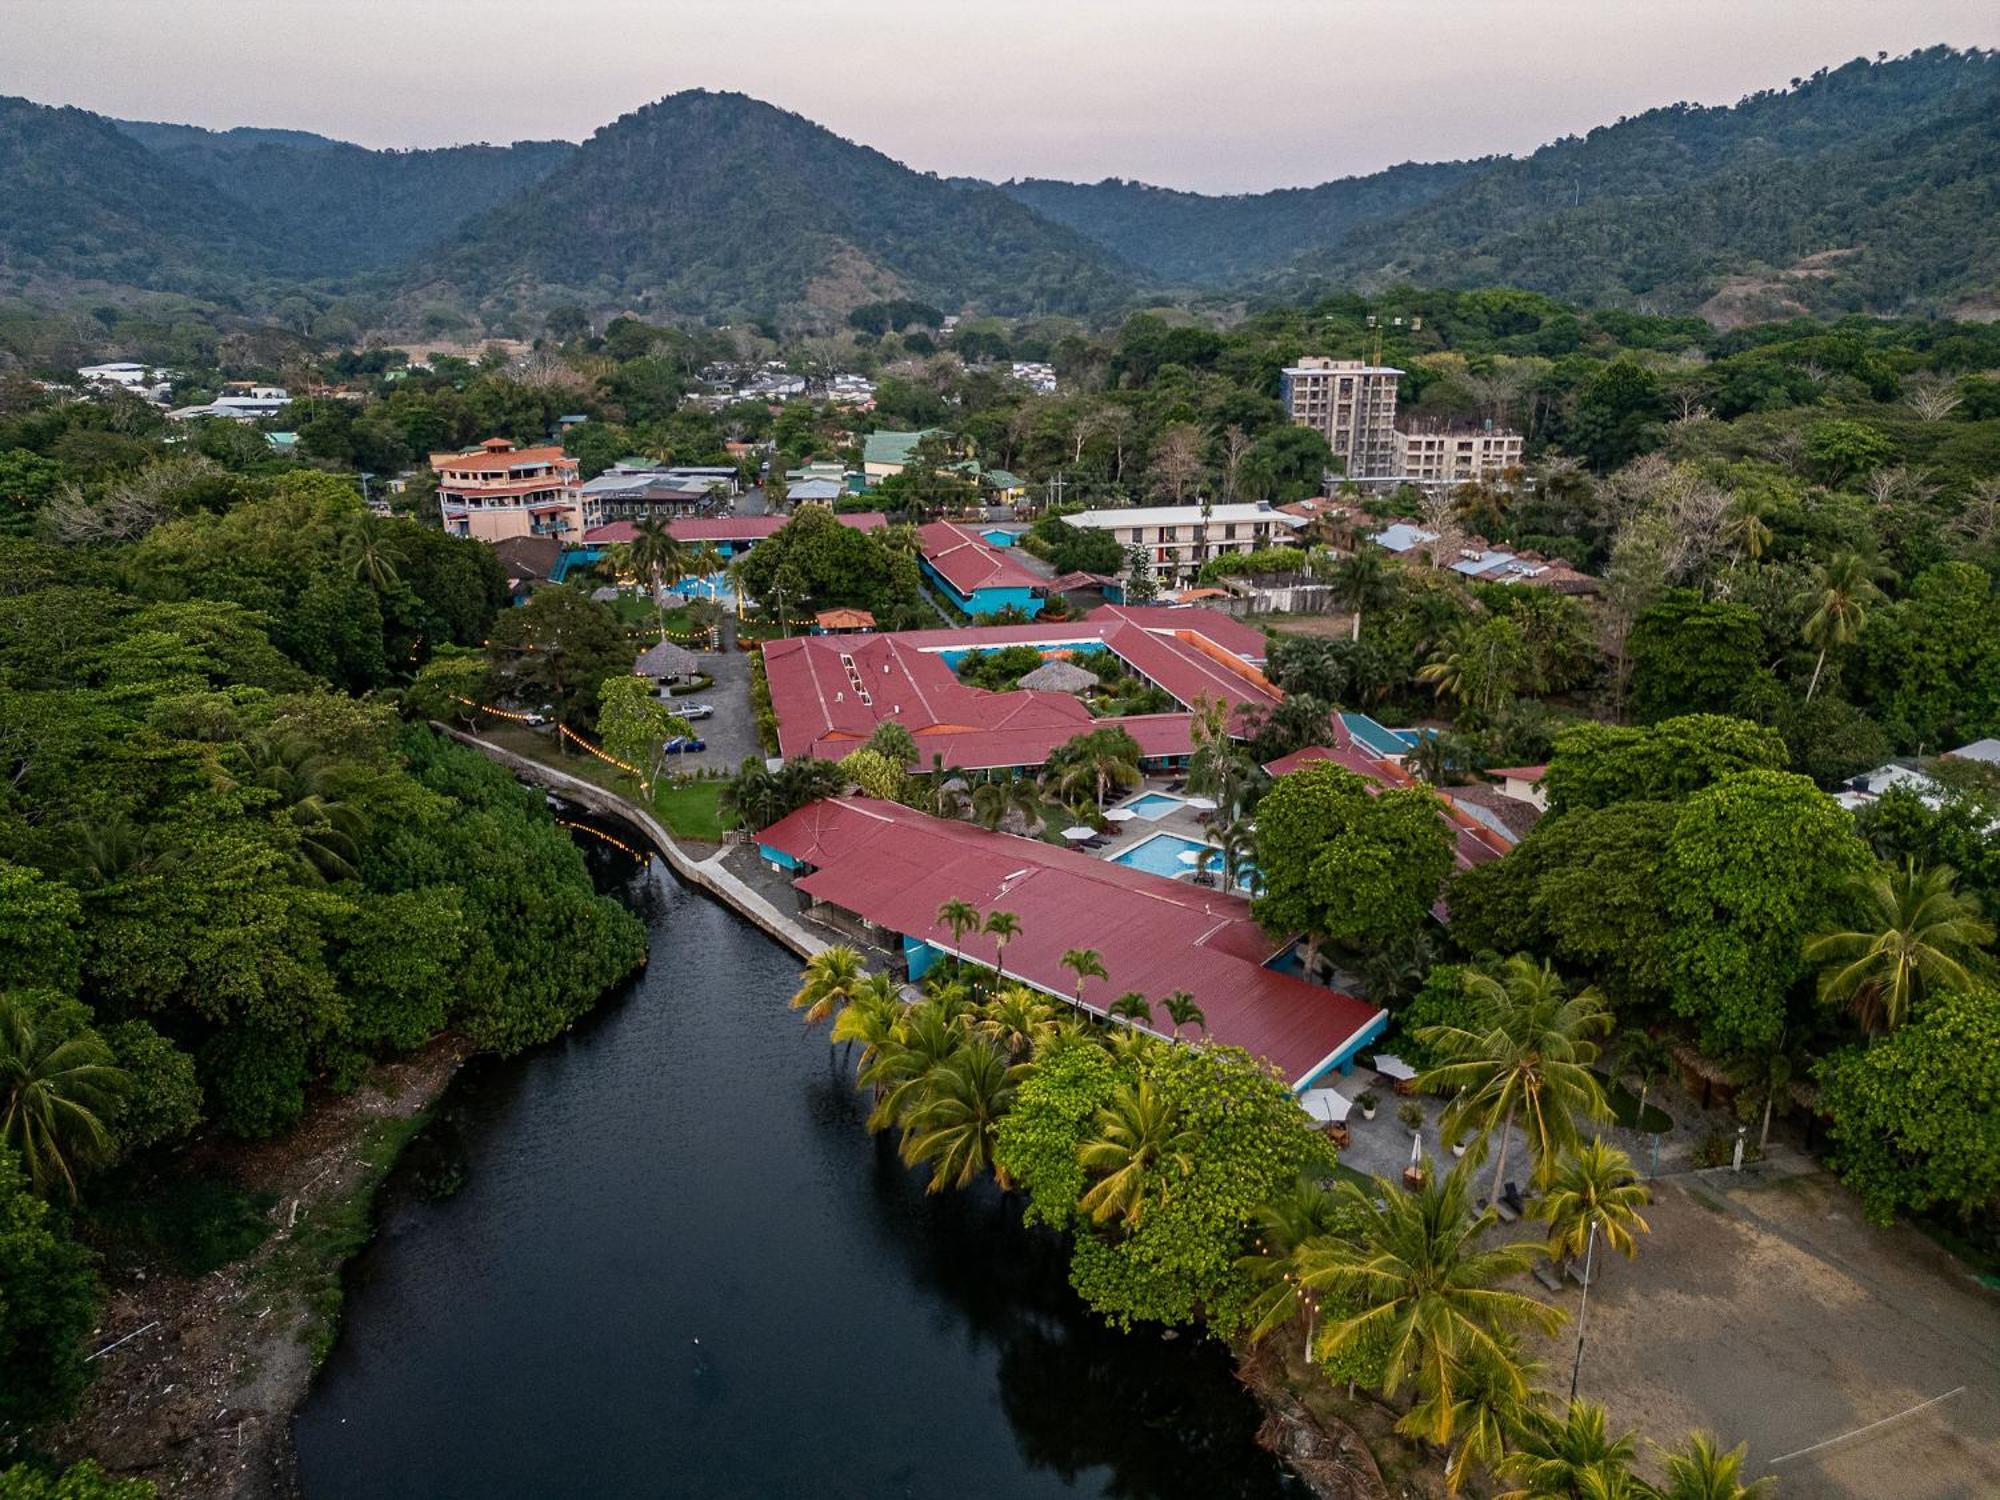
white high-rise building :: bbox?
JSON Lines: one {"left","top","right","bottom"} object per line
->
{"left": 1280, "top": 357, "right": 1402, "bottom": 479}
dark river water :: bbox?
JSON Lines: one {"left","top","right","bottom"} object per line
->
{"left": 295, "top": 829, "right": 1303, "bottom": 1500}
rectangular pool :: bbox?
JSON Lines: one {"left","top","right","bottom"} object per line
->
{"left": 1121, "top": 792, "right": 1187, "bottom": 820}
{"left": 1107, "top": 832, "right": 1258, "bottom": 892}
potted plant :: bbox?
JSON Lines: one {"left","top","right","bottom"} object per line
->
{"left": 1449, "top": 1130, "right": 1468, "bottom": 1158}
{"left": 1397, "top": 1100, "right": 1425, "bottom": 1133}
{"left": 1356, "top": 1090, "right": 1379, "bottom": 1121}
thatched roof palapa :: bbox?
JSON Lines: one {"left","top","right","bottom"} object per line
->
{"left": 634, "top": 640, "right": 701, "bottom": 679}
{"left": 1017, "top": 659, "right": 1101, "bottom": 693}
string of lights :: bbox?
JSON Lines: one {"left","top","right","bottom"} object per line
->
{"left": 555, "top": 818, "right": 649, "bottom": 861}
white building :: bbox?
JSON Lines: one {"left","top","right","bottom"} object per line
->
{"left": 1065, "top": 503, "right": 1307, "bottom": 586}
{"left": 1011, "top": 361, "right": 1057, "bottom": 394}
{"left": 213, "top": 384, "right": 291, "bottom": 416}
{"left": 1280, "top": 357, "right": 1402, "bottom": 479}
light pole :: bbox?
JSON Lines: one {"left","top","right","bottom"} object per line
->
{"left": 1568, "top": 1216, "right": 1600, "bottom": 1402}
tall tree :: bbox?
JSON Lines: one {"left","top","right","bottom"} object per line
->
{"left": 1803, "top": 861, "right": 1993, "bottom": 1034}
{"left": 0, "top": 995, "right": 129, "bottom": 1201}
{"left": 1077, "top": 1078, "right": 1196, "bottom": 1227}
{"left": 1801, "top": 551, "right": 1884, "bottom": 702}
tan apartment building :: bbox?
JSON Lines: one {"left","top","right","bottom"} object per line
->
{"left": 1065, "top": 503, "right": 1306, "bottom": 587}
{"left": 1394, "top": 423, "right": 1525, "bottom": 488}
{"left": 431, "top": 437, "right": 594, "bottom": 544}
{"left": 1280, "top": 357, "right": 1402, "bottom": 478}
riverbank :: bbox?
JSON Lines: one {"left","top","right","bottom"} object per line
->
{"left": 43, "top": 1036, "right": 469, "bottom": 1499}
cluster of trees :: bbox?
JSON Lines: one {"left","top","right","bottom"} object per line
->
{"left": 0, "top": 454, "right": 646, "bottom": 1444}
{"left": 788, "top": 918, "right": 1762, "bottom": 1497}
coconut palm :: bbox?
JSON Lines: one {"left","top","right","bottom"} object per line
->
{"left": 614, "top": 518, "right": 689, "bottom": 618}
{"left": 1655, "top": 1432, "right": 1773, "bottom": 1500}
{"left": 1499, "top": 1398, "right": 1645, "bottom": 1500}
{"left": 341, "top": 517, "right": 407, "bottom": 591}
{"left": 1077, "top": 1078, "right": 1197, "bottom": 1227}
{"left": 970, "top": 781, "right": 1011, "bottom": 831}
{"left": 235, "top": 734, "right": 365, "bottom": 883}
{"left": 1108, "top": 991, "right": 1153, "bottom": 1027}
{"left": 789, "top": 944, "right": 867, "bottom": 1028}
{"left": 936, "top": 898, "right": 982, "bottom": 953}
{"left": 900, "top": 1041, "right": 1024, "bottom": 1191}
{"left": 1720, "top": 493, "right": 1773, "bottom": 564}
{"left": 1293, "top": 1158, "right": 1562, "bottom": 1430}
{"left": 1804, "top": 860, "right": 1993, "bottom": 1034}
{"left": 1331, "top": 546, "right": 1399, "bottom": 642}
{"left": 974, "top": 986, "right": 1057, "bottom": 1061}
{"left": 1418, "top": 957, "right": 1613, "bottom": 1198}
{"left": 1800, "top": 551, "right": 1883, "bottom": 701}
{"left": 1051, "top": 729, "right": 1142, "bottom": 809}
{"left": 1059, "top": 947, "right": 1107, "bottom": 1009}
{"left": 1159, "top": 990, "right": 1206, "bottom": 1039}
{"left": 829, "top": 974, "right": 905, "bottom": 1083}
{"left": 860, "top": 999, "right": 967, "bottom": 1134}
{"left": 1539, "top": 1139, "right": 1651, "bottom": 1270}
{"left": 1418, "top": 1342, "right": 1543, "bottom": 1495}
{"left": 1218, "top": 817, "right": 1258, "bottom": 893}
{"left": 982, "top": 909, "right": 1022, "bottom": 973}
{"left": 1240, "top": 1174, "right": 1348, "bottom": 1359}
{"left": 0, "top": 995, "right": 130, "bottom": 1201}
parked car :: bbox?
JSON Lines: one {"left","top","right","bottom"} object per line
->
{"left": 675, "top": 702, "right": 715, "bottom": 721}
{"left": 664, "top": 736, "right": 707, "bottom": 755}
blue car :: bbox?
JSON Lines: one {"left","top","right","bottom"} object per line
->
{"left": 664, "top": 736, "right": 707, "bottom": 755}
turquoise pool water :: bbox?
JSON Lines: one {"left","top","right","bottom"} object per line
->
{"left": 1122, "top": 792, "right": 1186, "bottom": 819}
{"left": 1108, "top": 833, "right": 1259, "bottom": 892}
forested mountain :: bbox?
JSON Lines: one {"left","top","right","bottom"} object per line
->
{"left": 998, "top": 158, "right": 1489, "bottom": 284}
{"left": 0, "top": 96, "right": 285, "bottom": 295}
{"left": 408, "top": 91, "right": 1137, "bottom": 324}
{"left": 116, "top": 120, "right": 577, "bottom": 274}
{"left": 1276, "top": 47, "right": 2000, "bottom": 318}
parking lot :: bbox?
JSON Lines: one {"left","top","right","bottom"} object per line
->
{"left": 663, "top": 640, "right": 760, "bottom": 773}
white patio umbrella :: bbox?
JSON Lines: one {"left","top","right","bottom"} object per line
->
{"left": 1299, "top": 1088, "right": 1351, "bottom": 1124}
{"left": 1103, "top": 807, "right": 1137, "bottom": 822}
{"left": 1060, "top": 825, "right": 1097, "bottom": 842}
{"left": 1185, "top": 795, "right": 1219, "bottom": 811}
{"left": 1176, "top": 848, "right": 1204, "bottom": 865}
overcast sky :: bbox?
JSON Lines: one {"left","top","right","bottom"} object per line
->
{"left": 7, "top": 1, "right": 1996, "bottom": 192}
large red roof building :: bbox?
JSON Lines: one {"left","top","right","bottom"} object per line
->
{"left": 759, "top": 606, "right": 1279, "bottom": 773}
{"left": 432, "top": 438, "right": 591, "bottom": 545}
{"left": 755, "top": 797, "right": 1387, "bottom": 1088}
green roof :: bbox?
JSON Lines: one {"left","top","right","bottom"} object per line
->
{"left": 982, "top": 468, "right": 1023, "bottom": 489}
{"left": 863, "top": 428, "right": 940, "bottom": 467}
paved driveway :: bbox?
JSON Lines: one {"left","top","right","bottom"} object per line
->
{"left": 666, "top": 641, "right": 760, "bottom": 773}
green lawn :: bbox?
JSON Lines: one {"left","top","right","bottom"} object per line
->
{"left": 652, "top": 778, "right": 736, "bottom": 840}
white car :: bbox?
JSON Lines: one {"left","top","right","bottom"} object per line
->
{"left": 675, "top": 702, "right": 716, "bottom": 721}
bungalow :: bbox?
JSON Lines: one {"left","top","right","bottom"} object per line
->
{"left": 862, "top": 429, "right": 941, "bottom": 485}
{"left": 917, "top": 521, "right": 1047, "bottom": 619}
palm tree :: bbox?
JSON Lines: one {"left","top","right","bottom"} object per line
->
{"left": 900, "top": 1041, "right": 1023, "bottom": 1191}
{"left": 1804, "top": 860, "right": 1993, "bottom": 1034}
{"left": 1159, "top": 990, "right": 1205, "bottom": 1039}
{"left": 1294, "top": 1159, "right": 1562, "bottom": 1430}
{"left": 1418, "top": 957, "right": 1613, "bottom": 1198}
{"left": 1108, "top": 991, "right": 1153, "bottom": 1027}
{"left": 1616, "top": 1030, "right": 1674, "bottom": 1130}
{"left": 1051, "top": 730, "right": 1141, "bottom": 809}
{"left": 1218, "top": 816, "right": 1258, "bottom": 894}
{"left": 616, "top": 519, "right": 690, "bottom": 638}
{"left": 1800, "top": 550, "right": 1883, "bottom": 701}
{"left": 0, "top": 995, "right": 129, "bottom": 1200}
{"left": 1732, "top": 1032, "right": 1802, "bottom": 1153}
{"left": 982, "top": 910, "right": 1021, "bottom": 974}
{"left": 974, "top": 986, "right": 1056, "bottom": 1061}
{"left": 970, "top": 781, "right": 1011, "bottom": 831}
{"left": 789, "top": 944, "right": 867, "bottom": 1028}
{"left": 1059, "top": 947, "right": 1107, "bottom": 1010}
{"left": 936, "top": 898, "right": 982, "bottom": 954}
{"left": 1417, "top": 1343, "right": 1543, "bottom": 1496}
{"left": 860, "top": 999, "right": 966, "bottom": 1134}
{"left": 1656, "top": 1432, "right": 1773, "bottom": 1500}
{"left": 1240, "top": 1174, "right": 1347, "bottom": 1360}
{"left": 236, "top": 734, "right": 365, "bottom": 883}
{"left": 1720, "top": 493, "right": 1773, "bottom": 563}
{"left": 1185, "top": 697, "right": 1243, "bottom": 804}
{"left": 341, "top": 517, "right": 407, "bottom": 591}
{"left": 719, "top": 757, "right": 788, "bottom": 831}
{"left": 1331, "top": 547, "right": 1399, "bottom": 642}
{"left": 829, "top": 974, "right": 905, "bottom": 1083}
{"left": 1499, "top": 1398, "right": 1644, "bottom": 1500}
{"left": 1539, "top": 1139, "right": 1651, "bottom": 1271}
{"left": 1077, "top": 1078, "right": 1196, "bottom": 1227}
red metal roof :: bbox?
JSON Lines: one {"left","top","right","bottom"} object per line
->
{"left": 583, "top": 513, "right": 887, "bottom": 546}
{"left": 758, "top": 797, "right": 1384, "bottom": 1086}
{"left": 760, "top": 615, "right": 1281, "bottom": 771}
{"left": 917, "top": 521, "right": 1045, "bottom": 595}
{"left": 1084, "top": 604, "right": 1269, "bottom": 661}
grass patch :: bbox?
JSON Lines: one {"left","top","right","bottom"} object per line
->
{"left": 652, "top": 778, "right": 736, "bottom": 840}
{"left": 256, "top": 1112, "right": 433, "bottom": 1366}
{"left": 85, "top": 1170, "right": 277, "bottom": 1276}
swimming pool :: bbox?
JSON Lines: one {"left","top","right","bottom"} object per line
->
{"left": 1121, "top": 792, "right": 1187, "bottom": 820}
{"left": 1108, "top": 832, "right": 1259, "bottom": 892}
{"left": 669, "top": 571, "right": 735, "bottom": 604}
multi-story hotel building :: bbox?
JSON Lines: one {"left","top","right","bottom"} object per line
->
{"left": 431, "top": 438, "right": 594, "bottom": 544}
{"left": 1393, "top": 423, "right": 1526, "bottom": 488}
{"left": 1280, "top": 357, "right": 1402, "bottom": 478}
{"left": 1065, "top": 503, "right": 1307, "bottom": 587}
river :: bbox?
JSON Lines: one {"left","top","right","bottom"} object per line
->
{"left": 295, "top": 830, "right": 1304, "bottom": 1499}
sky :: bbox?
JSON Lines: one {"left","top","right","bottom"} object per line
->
{"left": 7, "top": 1, "right": 1998, "bottom": 192}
